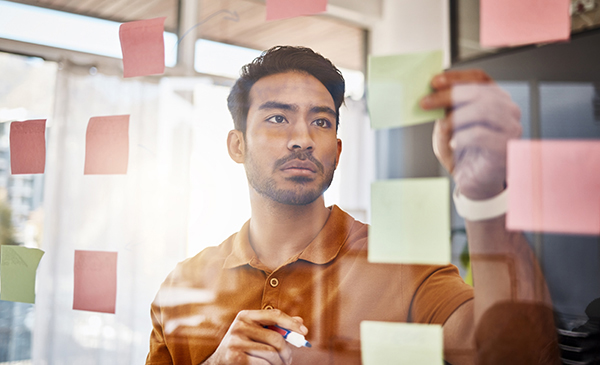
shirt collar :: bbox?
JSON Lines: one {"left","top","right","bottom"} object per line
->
{"left": 222, "top": 205, "right": 354, "bottom": 269}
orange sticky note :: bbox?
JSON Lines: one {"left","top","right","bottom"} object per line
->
{"left": 73, "top": 250, "right": 118, "bottom": 314}
{"left": 507, "top": 140, "right": 600, "bottom": 235}
{"left": 10, "top": 119, "right": 46, "bottom": 174}
{"left": 119, "top": 17, "right": 165, "bottom": 78}
{"left": 266, "top": 0, "right": 327, "bottom": 21}
{"left": 480, "top": 0, "right": 571, "bottom": 48}
{"left": 84, "top": 115, "right": 129, "bottom": 175}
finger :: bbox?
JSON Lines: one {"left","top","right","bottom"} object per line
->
{"left": 450, "top": 125, "right": 512, "bottom": 155}
{"left": 451, "top": 84, "right": 515, "bottom": 109}
{"left": 232, "top": 322, "right": 292, "bottom": 364}
{"left": 239, "top": 309, "right": 308, "bottom": 336}
{"left": 244, "top": 341, "right": 288, "bottom": 365}
{"left": 450, "top": 126, "right": 510, "bottom": 191}
{"left": 431, "top": 69, "right": 492, "bottom": 90}
{"left": 451, "top": 97, "right": 522, "bottom": 137}
{"left": 221, "top": 334, "right": 281, "bottom": 365}
{"left": 421, "top": 88, "right": 451, "bottom": 110}
{"left": 246, "top": 358, "right": 271, "bottom": 365}
{"left": 236, "top": 319, "right": 291, "bottom": 348}
{"left": 422, "top": 77, "right": 505, "bottom": 111}
{"left": 432, "top": 118, "right": 455, "bottom": 173}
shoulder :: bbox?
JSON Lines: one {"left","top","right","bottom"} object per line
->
{"left": 331, "top": 205, "right": 369, "bottom": 250}
{"left": 160, "top": 231, "right": 238, "bottom": 288}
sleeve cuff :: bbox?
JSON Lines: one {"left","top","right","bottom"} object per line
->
{"left": 453, "top": 187, "right": 508, "bottom": 221}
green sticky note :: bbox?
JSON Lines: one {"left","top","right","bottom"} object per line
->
{"left": 361, "top": 321, "right": 443, "bottom": 364}
{"left": 368, "top": 51, "right": 444, "bottom": 130}
{"left": 1, "top": 245, "right": 45, "bottom": 303}
{"left": 369, "top": 178, "right": 450, "bottom": 265}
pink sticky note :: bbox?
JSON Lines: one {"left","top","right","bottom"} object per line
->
{"left": 73, "top": 250, "right": 118, "bottom": 314}
{"left": 507, "top": 140, "right": 600, "bottom": 235}
{"left": 84, "top": 115, "right": 129, "bottom": 175}
{"left": 480, "top": 0, "right": 571, "bottom": 48}
{"left": 266, "top": 0, "right": 327, "bottom": 21}
{"left": 10, "top": 119, "right": 46, "bottom": 174}
{"left": 119, "top": 17, "right": 165, "bottom": 78}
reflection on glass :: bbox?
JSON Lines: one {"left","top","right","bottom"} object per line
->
{"left": 0, "top": 52, "right": 56, "bottom": 363}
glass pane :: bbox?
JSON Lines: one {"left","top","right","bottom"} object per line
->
{"left": 0, "top": 51, "right": 57, "bottom": 363}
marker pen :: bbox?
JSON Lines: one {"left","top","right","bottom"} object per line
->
{"left": 265, "top": 325, "right": 312, "bottom": 348}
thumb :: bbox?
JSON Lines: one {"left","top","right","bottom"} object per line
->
{"left": 432, "top": 117, "right": 454, "bottom": 174}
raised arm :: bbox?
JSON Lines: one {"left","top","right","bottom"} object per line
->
{"left": 422, "top": 70, "right": 560, "bottom": 364}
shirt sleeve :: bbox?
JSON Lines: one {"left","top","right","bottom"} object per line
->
{"left": 406, "top": 264, "right": 474, "bottom": 325}
{"left": 146, "top": 301, "right": 174, "bottom": 365}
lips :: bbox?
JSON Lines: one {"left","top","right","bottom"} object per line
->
{"left": 280, "top": 160, "right": 317, "bottom": 173}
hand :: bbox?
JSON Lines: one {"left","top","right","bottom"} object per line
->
{"left": 204, "top": 309, "right": 308, "bottom": 365}
{"left": 421, "top": 70, "right": 522, "bottom": 199}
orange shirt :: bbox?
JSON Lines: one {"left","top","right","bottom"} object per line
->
{"left": 146, "top": 205, "right": 473, "bottom": 365}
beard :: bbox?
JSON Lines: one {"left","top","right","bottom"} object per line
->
{"left": 244, "top": 149, "right": 336, "bottom": 206}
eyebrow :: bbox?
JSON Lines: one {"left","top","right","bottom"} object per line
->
{"left": 309, "top": 106, "right": 337, "bottom": 118}
{"left": 258, "top": 101, "right": 337, "bottom": 118}
{"left": 258, "top": 101, "right": 298, "bottom": 112}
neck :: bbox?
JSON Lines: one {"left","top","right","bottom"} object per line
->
{"left": 248, "top": 189, "right": 331, "bottom": 271}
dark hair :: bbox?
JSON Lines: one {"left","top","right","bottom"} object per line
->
{"left": 227, "top": 46, "right": 345, "bottom": 134}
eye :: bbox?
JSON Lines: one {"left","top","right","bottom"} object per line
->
{"left": 312, "top": 119, "right": 331, "bottom": 128}
{"left": 266, "top": 115, "right": 287, "bottom": 124}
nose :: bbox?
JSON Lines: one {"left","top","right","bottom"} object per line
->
{"left": 287, "top": 121, "right": 314, "bottom": 151}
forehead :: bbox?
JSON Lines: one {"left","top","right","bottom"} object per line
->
{"left": 248, "top": 71, "right": 335, "bottom": 109}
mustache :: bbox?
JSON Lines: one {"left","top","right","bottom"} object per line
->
{"left": 274, "top": 151, "right": 324, "bottom": 173}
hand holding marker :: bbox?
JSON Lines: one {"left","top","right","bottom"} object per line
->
{"left": 265, "top": 325, "right": 312, "bottom": 348}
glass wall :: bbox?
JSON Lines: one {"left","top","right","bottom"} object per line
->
{"left": 0, "top": 3, "right": 371, "bottom": 363}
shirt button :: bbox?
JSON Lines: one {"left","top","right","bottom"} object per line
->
{"left": 270, "top": 278, "right": 279, "bottom": 288}
{"left": 264, "top": 305, "right": 274, "bottom": 310}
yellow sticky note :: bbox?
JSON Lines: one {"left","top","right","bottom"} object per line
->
{"left": 368, "top": 51, "right": 444, "bottom": 130}
{"left": 361, "top": 321, "right": 443, "bottom": 364}
{"left": 369, "top": 178, "right": 450, "bottom": 265}
{"left": 1, "top": 245, "right": 45, "bottom": 303}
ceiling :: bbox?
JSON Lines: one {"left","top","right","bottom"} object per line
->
{"left": 7, "top": 0, "right": 366, "bottom": 71}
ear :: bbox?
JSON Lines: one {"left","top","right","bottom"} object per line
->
{"left": 227, "top": 130, "right": 245, "bottom": 164}
{"left": 335, "top": 138, "right": 342, "bottom": 169}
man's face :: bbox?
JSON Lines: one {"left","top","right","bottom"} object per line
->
{"left": 242, "top": 71, "right": 342, "bottom": 205}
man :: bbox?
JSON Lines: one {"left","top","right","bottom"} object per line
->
{"left": 146, "top": 46, "right": 558, "bottom": 364}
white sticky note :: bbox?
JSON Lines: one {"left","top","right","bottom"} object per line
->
{"left": 361, "top": 321, "right": 443, "bottom": 364}
{"left": 369, "top": 178, "right": 450, "bottom": 265}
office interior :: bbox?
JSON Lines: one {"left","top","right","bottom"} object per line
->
{"left": 0, "top": 0, "right": 599, "bottom": 363}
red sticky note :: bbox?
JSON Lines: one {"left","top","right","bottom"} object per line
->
{"left": 507, "top": 140, "right": 600, "bottom": 235}
{"left": 119, "top": 17, "right": 165, "bottom": 78}
{"left": 73, "top": 250, "right": 118, "bottom": 314}
{"left": 10, "top": 119, "right": 46, "bottom": 174}
{"left": 266, "top": 0, "right": 327, "bottom": 21}
{"left": 480, "top": 0, "right": 571, "bottom": 48}
{"left": 84, "top": 115, "right": 129, "bottom": 175}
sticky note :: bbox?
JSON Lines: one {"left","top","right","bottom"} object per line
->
{"left": 9, "top": 119, "right": 46, "bottom": 174}
{"left": 119, "top": 17, "right": 166, "bottom": 78}
{"left": 361, "top": 321, "right": 443, "bottom": 365}
{"left": 0, "top": 246, "right": 44, "bottom": 304}
{"left": 73, "top": 250, "right": 117, "bottom": 314}
{"left": 480, "top": 0, "right": 570, "bottom": 48}
{"left": 368, "top": 51, "right": 444, "bottom": 130}
{"left": 369, "top": 178, "right": 450, "bottom": 265}
{"left": 266, "top": 0, "right": 327, "bottom": 21}
{"left": 84, "top": 115, "right": 129, "bottom": 175}
{"left": 507, "top": 140, "right": 600, "bottom": 235}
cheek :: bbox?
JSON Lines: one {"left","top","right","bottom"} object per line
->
{"left": 245, "top": 141, "right": 277, "bottom": 167}
{"left": 322, "top": 144, "right": 340, "bottom": 167}
{"left": 247, "top": 125, "right": 286, "bottom": 147}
